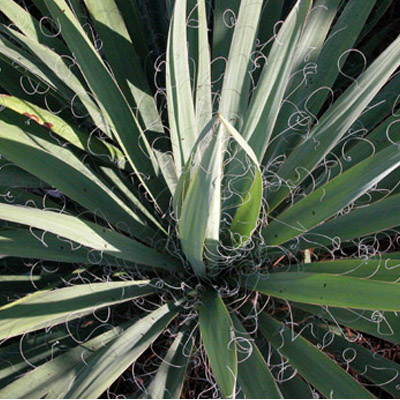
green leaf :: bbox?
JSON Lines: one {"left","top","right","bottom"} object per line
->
{"left": 0, "top": 117, "right": 157, "bottom": 237}
{"left": 0, "top": 225, "right": 140, "bottom": 268}
{"left": 178, "top": 119, "right": 223, "bottom": 276}
{"left": 0, "top": 95, "right": 126, "bottom": 168}
{"left": 228, "top": 170, "right": 262, "bottom": 246}
{"left": 177, "top": 113, "right": 263, "bottom": 272}
{"left": 96, "top": 164, "right": 167, "bottom": 235}
{"left": 257, "top": 312, "right": 375, "bottom": 398}
{"left": 0, "top": 187, "right": 59, "bottom": 210}
{"left": 154, "top": 150, "right": 179, "bottom": 196}
{"left": 303, "top": 100, "right": 400, "bottom": 193}
{"left": 42, "top": 0, "right": 163, "bottom": 203}
{"left": 0, "top": 157, "right": 47, "bottom": 188}
{"left": 231, "top": 313, "right": 282, "bottom": 399}
{"left": 0, "top": 34, "right": 68, "bottom": 103}
{"left": 279, "top": 259, "right": 400, "bottom": 282}
{"left": 241, "top": 272, "right": 400, "bottom": 311}
{"left": 358, "top": 0, "right": 394, "bottom": 44}
{"left": 0, "top": 58, "right": 42, "bottom": 104}
{"left": 219, "top": 115, "right": 263, "bottom": 246}
{"left": 326, "top": 111, "right": 400, "bottom": 182}
{"left": 294, "top": 303, "right": 400, "bottom": 345}
{"left": 257, "top": 0, "right": 284, "bottom": 59}
{"left": 0, "top": 204, "right": 180, "bottom": 271}
{"left": 83, "top": 0, "right": 164, "bottom": 137}
{"left": 301, "top": 193, "right": 400, "bottom": 249}
{"left": 198, "top": 288, "right": 237, "bottom": 399}
{"left": 267, "top": 347, "right": 314, "bottom": 399}
{"left": 0, "top": 25, "right": 104, "bottom": 131}
{"left": 194, "top": 0, "right": 212, "bottom": 133}
{"left": 143, "top": 326, "right": 194, "bottom": 399}
{"left": 166, "top": 0, "right": 198, "bottom": 171}
{"left": 243, "top": 0, "right": 312, "bottom": 160}
{"left": 266, "top": 33, "right": 400, "bottom": 211}
{"left": 0, "top": 280, "right": 157, "bottom": 340}
{"left": 0, "top": 0, "right": 69, "bottom": 56}
{"left": 0, "top": 229, "right": 103, "bottom": 264}
{"left": 262, "top": 143, "right": 400, "bottom": 246}
{"left": 0, "top": 274, "right": 59, "bottom": 295}
{"left": 290, "top": 0, "right": 342, "bottom": 75}
{"left": 165, "top": 0, "right": 175, "bottom": 20}
{"left": 114, "top": 0, "right": 151, "bottom": 64}
{"left": 0, "top": 323, "right": 126, "bottom": 398}
{"left": 0, "top": 326, "right": 73, "bottom": 386}
{"left": 211, "top": 0, "right": 240, "bottom": 97}
{"left": 302, "top": 322, "right": 400, "bottom": 398}
{"left": 299, "top": 0, "right": 377, "bottom": 117}
{"left": 265, "top": 0, "right": 342, "bottom": 161}
{"left": 218, "top": 0, "right": 263, "bottom": 127}
{"left": 377, "top": 252, "right": 400, "bottom": 260}
{"left": 66, "top": 301, "right": 181, "bottom": 398}
{"left": 352, "top": 70, "right": 400, "bottom": 132}
{"left": 146, "top": 1, "right": 170, "bottom": 42}
{"left": 68, "top": 0, "right": 89, "bottom": 27}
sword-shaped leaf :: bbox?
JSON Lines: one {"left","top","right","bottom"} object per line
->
{"left": 231, "top": 313, "right": 282, "bottom": 399}
{"left": 257, "top": 312, "right": 374, "bottom": 398}
{"left": 294, "top": 302, "right": 400, "bottom": 345}
{"left": 278, "top": 258, "right": 400, "bottom": 282}
{"left": 218, "top": 0, "right": 263, "bottom": 127}
{"left": 0, "top": 280, "right": 157, "bottom": 340}
{"left": 177, "top": 119, "right": 222, "bottom": 276}
{"left": 143, "top": 326, "right": 194, "bottom": 399}
{"left": 194, "top": 0, "right": 212, "bottom": 133}
{"left": 0, "top": 95, "right": 125, "bottom": 167}
{"left": 220, "top": 115, "right": 262, "bottom": 247}
{"left": 0, "top": 203, "right": 180, "bottom": 271}
{"left": 166, "top": 0, "right": 198, "bottom": 171}
{"left": 263, "top": 143, "right": 400, "bottom": 246}
{"left": 42, "top": 0, "right": 163, "bottom": 203}
{"left": 66, "top": 301, "right": 181, "bottom": 398}
{"left": 241, "top": 272, "right": 400, "bottom": 311}
{"left": 301, "top": 193, "right": 400, "bottom": 249}
{"left": 83, "top": 0, "right": 164, "bottom": 137}
{"left": 198, "top": 288, "right": 237, "bottom": 399}
{"left": 0, "top": 323, "right": 126, "bottom": 398}
{"left": 266, "top": 33, "right": 400, "bottom": 211}
{"left": 1, "top": 0, "right": 69, "bottom": 55}
{"left": 302, "top": 321, "right": 400, "bottom": 398}
{"left": 243, "top": 0, "right": 311, "bottom": 160}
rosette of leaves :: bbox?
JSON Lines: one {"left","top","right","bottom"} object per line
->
{"left": 0, "top": 0, "right": 400, "bottom": 398}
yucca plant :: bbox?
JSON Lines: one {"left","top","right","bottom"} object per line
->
{"left": 1, "top": 0, "right": 400, "bottom": 398}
